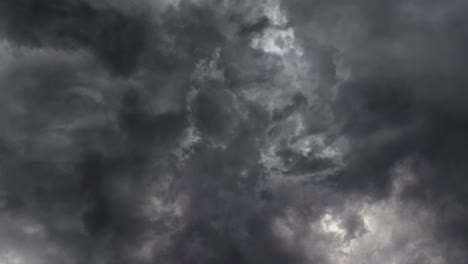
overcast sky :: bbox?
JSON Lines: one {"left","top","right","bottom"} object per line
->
{"left": 0, "top": 0, "right": 467, "bottom": 263}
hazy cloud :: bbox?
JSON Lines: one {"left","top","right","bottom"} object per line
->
{"left": 0, "top": 0, "right": 467, "bottom": 263}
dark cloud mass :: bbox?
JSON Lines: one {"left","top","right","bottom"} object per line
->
{"left": 0, "top": 0, "right": 468, "bottom": 263}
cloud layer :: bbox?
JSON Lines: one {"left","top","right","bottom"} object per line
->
{"left": 0, "top": 0, "right": 467, "bottom": 263}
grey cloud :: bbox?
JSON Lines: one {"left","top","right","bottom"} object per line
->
{"left": 281, "top": 0, "right": 468, "bottom": 260}
{"left": 0, "top": 0, "right": 149, "bottom": 75}
{"left": 1, "top": 0, "right": 468, "bottom": 263}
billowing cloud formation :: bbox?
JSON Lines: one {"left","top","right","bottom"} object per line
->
{"left": 0, "top": 0, "right": 467, "bottom": 263}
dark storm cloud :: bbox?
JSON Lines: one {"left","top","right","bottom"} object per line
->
{"left": 2, "top": 0, "right": 468, "bottom": 263}
{"left": 280, "top": 0, "right": 468, "bottom": 189}
{"left": 0, "top": 1, "right": 313, "bottom": 264}
{"left": 239, "top": 16, "right": 271, "bottom": 36}
{"left": 282, "top": 0, "right": 468, "bottom": 257}
{"left": 0, "top": 0, "right": 148, "bottom": 75}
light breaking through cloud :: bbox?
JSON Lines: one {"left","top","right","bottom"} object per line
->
{"left": 0, "top": 0, "right": 467, "bottom": 263}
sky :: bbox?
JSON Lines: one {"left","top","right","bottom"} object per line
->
{"left": 0, "top": 0, "right": 467, "bottom": 263}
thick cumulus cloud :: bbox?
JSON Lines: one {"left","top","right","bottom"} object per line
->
{"left": 281, "top": 0, "right": 468, "bottom": 262}
{"left": 0, "top": 0, "right": 467, "bottom": 263}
